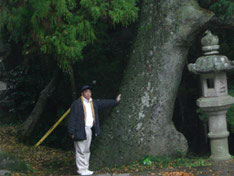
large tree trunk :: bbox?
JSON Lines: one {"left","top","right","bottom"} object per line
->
{"left": 92, "top": 0, "right": 213, "bottom": 167}
{"left": 18, "top": 69, "right": 60, "bottom": 140}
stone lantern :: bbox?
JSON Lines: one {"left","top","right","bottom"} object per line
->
{"left": 188, "top": 30, "right": 234, "bottom": 161}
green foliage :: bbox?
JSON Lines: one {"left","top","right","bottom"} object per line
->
{"left": 210, "top": 0, "right": 234, "bottom": 20}
{"left": 143, "top": 157, "right": 152, "bottom": 166}
{"left": 0, "top": 64, "right": 49, "bottom": 121}
{"left": 199, "top": 0, "right": 234, "bottom": 20}
{"left": 140, "top": 155, "right": 211, "bottom": 168}
{"left": 197, "top": 108, "right": 208, "bottom": 122}
{"left": 108, "top": 0, "right": 139, "bottom": 26}
{"left": 0, "top": 0, "right": 139, "bottom": 72}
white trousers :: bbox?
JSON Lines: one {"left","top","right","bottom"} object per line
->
{"left": 74, "top": 126, "right": 92, "bottom": 173}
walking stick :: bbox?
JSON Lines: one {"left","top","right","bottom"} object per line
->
{"left": 35, "top": 108, "right": 70, "bottom": 147}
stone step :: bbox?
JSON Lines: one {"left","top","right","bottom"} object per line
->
{"left": 0, "top": 170, "right": 11, "bottom": 176}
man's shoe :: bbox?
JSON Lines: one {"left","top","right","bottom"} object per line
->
{"left": 77, "top": 170, "right": 86, "bottom": 175}
{"left": 77, "top": 170, "right": 94, "bottom": 175}
{"left": 85, "top": 170, "right": 94, "bottom": 175}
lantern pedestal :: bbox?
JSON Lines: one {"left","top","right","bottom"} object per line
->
{"left": 197, "top": 95, "right": 234, "bottom": 161}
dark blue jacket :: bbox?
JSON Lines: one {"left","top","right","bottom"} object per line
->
{"left": 68, "top": 97, "right": 118, "bottom": 141}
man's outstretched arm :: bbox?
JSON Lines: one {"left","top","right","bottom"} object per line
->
{"left": 96, "top": 94, "right": 121, "bottom": 110}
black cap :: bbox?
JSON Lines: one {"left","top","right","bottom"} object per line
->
{"left": 81, "top": 85, "right": 92, "bottom": 93}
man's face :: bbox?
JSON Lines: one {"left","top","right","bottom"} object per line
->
{"left": 82, "top": 89, "right": 92, "bottom": 100}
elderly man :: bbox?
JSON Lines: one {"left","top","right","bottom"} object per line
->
{"left": 68, "top": 85, "right": 121, "bottom": 175}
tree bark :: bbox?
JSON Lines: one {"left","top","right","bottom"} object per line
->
{"left": 17, "top": 68, "right": 60, "bottom": 140}
{"left": 69, "top": 66, "right": 77, "bottom": 101}
{"left": 92, "top": 0, "right": 214, "bottom": 167}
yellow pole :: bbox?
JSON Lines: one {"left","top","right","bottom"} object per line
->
{"left": 35, "top": 108, "right": 71, "bottom": 147}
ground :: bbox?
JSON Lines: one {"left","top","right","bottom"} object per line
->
{"left": 0, "top": 125, "right": 233, "bottom": 176}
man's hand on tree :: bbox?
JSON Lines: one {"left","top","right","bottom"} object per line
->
{"left": 116, "top": 94, "right": 121, "bottom": 102}
{"left": 72, "top": 135, "right": 74, "bottom": 139}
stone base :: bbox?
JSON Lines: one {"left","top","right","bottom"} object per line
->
{"left": 197, "top": 96, "right": 233, "bottom": 162}
{"left": 210, "top": 154, "right": 232, "bottom": 161}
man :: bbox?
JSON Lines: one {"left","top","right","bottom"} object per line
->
{"left": 68, "top": 85, "right": 121, "bottom": 175}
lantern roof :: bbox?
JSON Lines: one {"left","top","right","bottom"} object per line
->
{"left": 188, "top": 30, "right": 234, "bottom": 74}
